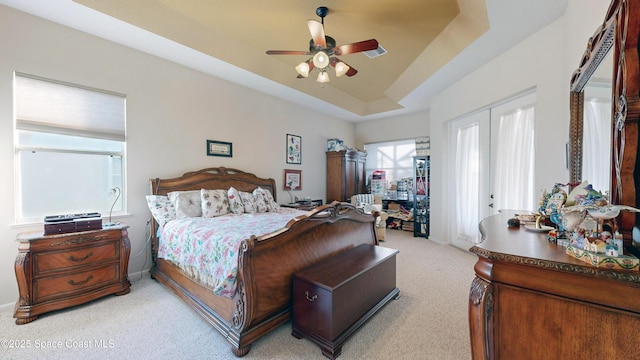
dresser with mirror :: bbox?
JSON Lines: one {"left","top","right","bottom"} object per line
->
{"left": 469, "top": 1, "right": 640, "bottom": 359}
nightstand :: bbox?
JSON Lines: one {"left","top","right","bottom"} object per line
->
{"left": 14, "top": 225, "right": 131, "bottom": 324}
{"left": 281, "top": 199, "right": 323, "bottom": 211}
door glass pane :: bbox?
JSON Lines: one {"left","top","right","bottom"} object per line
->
{"left": 490, "top": 93, "right": 536, "bottom": 213}
{"left": 455, "top": 123, "right": 480, "bottom": 242}
{"left": 492, "top": 105, "right": 536, "bottom": 211}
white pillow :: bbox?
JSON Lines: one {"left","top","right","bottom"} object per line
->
{"left": 363, "top": 203, "right": 373, "bottom": 214}
{"left": 254, "top": 187, "right": 280, "bottom": 211}
{"left": 239, "top": 191, "right": 257, "bottom": 213}
{"left": 227, "top": 187, "right": 244, "bottom": 214}
{"left": 253, "top": 188, "right": 269, "bottom": 213}
{"left": 168, "top": 190, "right": 202, "bottom": 218}
{"left": 145, "top": 195, "right": 176, "bottom": 227}
{"left": 201, "top": 189, "right": 230, "bottom": 218}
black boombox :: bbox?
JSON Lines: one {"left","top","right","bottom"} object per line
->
{"left": 44, "top": 212, "right": 102, "bottom": 235}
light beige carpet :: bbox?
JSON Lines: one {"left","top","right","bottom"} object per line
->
{"left": 1, "top": 229, "right": 476, "bottom": 360}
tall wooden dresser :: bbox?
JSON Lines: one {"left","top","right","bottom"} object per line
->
{"left": 14, "top": 225, "right": 131, "bottom": 324}
{"left": 326, "top": 150, "right": 367, "bottom": 203}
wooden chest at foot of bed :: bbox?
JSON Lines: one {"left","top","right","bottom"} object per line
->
{"left": 292, "top": 244, "right": 400, "bottom": 360}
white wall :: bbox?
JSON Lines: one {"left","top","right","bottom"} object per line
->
{"left": 362, "top": 0, "right": 611, "bottom": 246}
{"left": 0, "top": 6, "right": 354, "bottom": 306}
{"left": 354, "top": 111, "right": 430, "bottom": 148}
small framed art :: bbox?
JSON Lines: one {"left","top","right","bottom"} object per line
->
{"left": 284, "top": 169, "right": 302, "bottom": 190}
{"left": 286, "top": 134, "right": 301, "bottom": 164}
{"left": 207, "top": 140, "right": 232, "bottom": 157}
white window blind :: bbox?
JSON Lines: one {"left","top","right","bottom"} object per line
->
{"left": 15, "top": 73, "right": 125, "bottom": 141}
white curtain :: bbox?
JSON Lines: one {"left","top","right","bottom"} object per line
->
{"left": 583, "top": 98, "right": 611, "bottom": 193}
{"left": 455, "top": 123, "right": 480, "bottom": 242}
{"left": 493, "top": 106, "right": 535, "bottom": 211}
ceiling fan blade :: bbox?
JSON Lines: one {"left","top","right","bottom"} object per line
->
{"left": 307, "top": 20, "right": 327, "bottom": 49}
{"left": 345, "top": 67, "right": 358, "bottom": 77}
{"left": 333, "top": 39, "right": 379, "bottom": 56}
{"left": 266, "top": 50, "right": 311, "bottom": 55}
{"left": 331, "top": 58, "right": 358, "bottom": 77}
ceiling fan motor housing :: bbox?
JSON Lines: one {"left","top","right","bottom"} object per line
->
{"left": 309, "top": 36, "right": 336, "bottom": 52}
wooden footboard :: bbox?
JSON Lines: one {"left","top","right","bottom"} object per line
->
{"left": 148, "top": 168, "right": 378, "bottom": 356}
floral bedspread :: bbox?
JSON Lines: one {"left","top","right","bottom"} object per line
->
{"left": 157, "top": 208, "right": 307, "bottom": 298}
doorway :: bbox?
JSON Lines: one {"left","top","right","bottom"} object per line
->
{"left": 449, "top": 92, "right": 536, "bottom": 249}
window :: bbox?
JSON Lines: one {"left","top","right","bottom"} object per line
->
{"left": 14, "top": 73, "right": 126, "bottom": 224}
{"left": 364, "top": 139, "right": 416, "bottom": 190}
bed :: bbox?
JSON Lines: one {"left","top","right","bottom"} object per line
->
{"left": 148, "top": 167, "right": 379, "bottom": 356}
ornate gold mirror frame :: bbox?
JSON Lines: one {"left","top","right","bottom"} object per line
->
{"left": 568, "top": 3, "right": 615, "bottom": 186}
{"left": 569, "top": 0, "right": 639, "bottom": 242}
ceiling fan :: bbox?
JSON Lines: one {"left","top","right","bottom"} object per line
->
{"left": 265, "top": 6, "right": 379, "bottom": 83}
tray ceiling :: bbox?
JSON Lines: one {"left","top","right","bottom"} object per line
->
{"left": 1, "top": 0, "right": 568, "bottom": 121}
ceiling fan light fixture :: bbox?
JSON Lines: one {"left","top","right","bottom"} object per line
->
{"left": 317, "top": 71, "right": 330, "bottom": 83}
{"left": 295, "top": 62, "right": 310, "bottom": 77}
{"left": 334, "top": 61, "right": 350, "bottom": 77}
{"left": 312, "top": 51, "right": 330, "bottom": 69}
{"left": 266, "top": 6, "right": 378, "bottom": 84}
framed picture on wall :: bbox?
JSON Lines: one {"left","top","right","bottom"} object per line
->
{"left": 284, "top": 169, "right": 302, "bottom": 190}
{"left": 286, "top": 134, "right": 301, "bottom": 164}
{"left": 207, "top": 140, "right": 232, "bottom": 157}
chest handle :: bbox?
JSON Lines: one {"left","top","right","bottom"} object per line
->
{"left": 305, "top": 291, "right": 318, "bottom": 302}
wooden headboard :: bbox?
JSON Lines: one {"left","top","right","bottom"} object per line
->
{"left": 150, "top": 167, "right": 277, "bottom": 201}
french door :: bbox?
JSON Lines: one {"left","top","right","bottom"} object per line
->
{"left": 449, "top": 93, "right": 536, "bottom": 249}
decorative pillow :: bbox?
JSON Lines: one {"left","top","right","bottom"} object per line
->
{"left": 252, "top": 188, "right": 269, "bottom": 213}
{"left": 145, "top": 195, "right": 176, "bottom": 227}
{"left": 261, "top": 188, "right": 280, "bottom": 212}
{"left": 227, "top": 187, "right": 244, "bottom": 214}
{"left": 239, "top": 191, "right": 257, "bottom": 213}
{"left": 201, "top": 189, "right": 230, "bottom": 218}
{"left": 168, "top": 190, "right": 202, "bottom": 218}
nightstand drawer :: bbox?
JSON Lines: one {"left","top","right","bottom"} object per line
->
{"left": 29, "top": 229, "right": 120, "bottom": 251}
{"left": 34, "top": 242, "right": 119, "bottom": 274}
{"left": 33, "top": 264, "right": 119, "bottom": 302}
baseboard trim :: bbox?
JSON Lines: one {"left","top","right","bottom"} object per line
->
{"left": 128, "top": 269, "right": 151, "bottom": 283}
{"left": 0, "top": 301, "right": 13, "bottom": 312}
